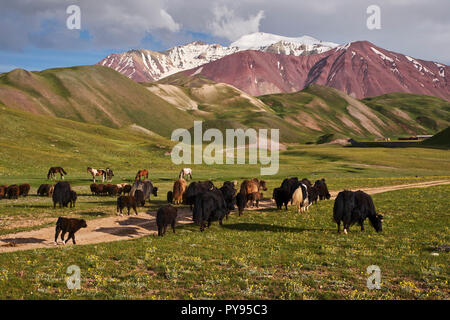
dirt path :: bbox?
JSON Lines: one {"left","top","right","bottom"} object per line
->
{"left": 1, "top": 180, "right": 449, "bottom": 253}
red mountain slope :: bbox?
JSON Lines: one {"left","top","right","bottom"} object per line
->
{"left": 181, "top": 41, "right": 449, "bottom": 100}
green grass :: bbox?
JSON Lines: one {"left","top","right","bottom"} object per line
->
{"left": 0, "top": 185, "right": 448, "bottom": 299}
{"left": 0, "top": 99, "right": 449, "bottom": 299}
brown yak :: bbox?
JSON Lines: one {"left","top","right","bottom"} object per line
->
{"left": 172, "top": 178, "right": 187, "bottom": 205}
{"left": 239, "top": 178, "right": 267, "bottom": 207}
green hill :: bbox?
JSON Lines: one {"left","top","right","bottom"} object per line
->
{"left": 1, "top": 65, "right": 449, "bottom": 144}
{"left": 362, "top": 92, "right": 450, "bottom": 133}
{"left": 421, "top": 126, "right": 450, "bottom": 148}
{"left": 259, "top": 85, "right": 450, "bottom": 141}
{"left": 0, "top": 103, "right": 173, "bottom": 176}
{"left": 0, "top": 66, "right": 195, "bottom": 137}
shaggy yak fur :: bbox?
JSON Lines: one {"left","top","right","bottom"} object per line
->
{"left": 54, "top": 217, "right": 87, "bottom": 245}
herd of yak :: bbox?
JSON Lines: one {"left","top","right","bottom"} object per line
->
{"left": 0, "top": 168, "right": 383, "bottom": 245}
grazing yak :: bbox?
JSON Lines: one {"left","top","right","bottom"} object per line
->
{"left": 185, "top": 181, "right": 215, "bottom": 210}
{"left": 172, "top": 178, "right": 187, "bottom": 205}
{"left": 193, "top": 189, "right": 228, "bottom": 232}
{"left": 240, "top": 178, "right": 267, "bottom": 207}
{"left": 157, "top": 205, "right": 178, "bottom": 236}
{"left": 52, "top": 181, "right": 72, "bottom": 208}
{"left": 281, "top": 177, "right": 300, "bottom": 203}
{"left": 219, "top": 181, "right": 237, "bottom": 213}
{"left": 292, "top": 184, "right": 310, "bottom": 213}
{"left": 54, "top": 217, "right": 87, "bottom": 245}
{"left": 130, "top": 180, "right": 158, "bottom": 206}
{"left": 37, "top": 184, "right": 54, "bottom": 197}
{"left": 272, "top": 187, "right": 290, "bottom": 210}
{"left": 333, "top": 190, "right": 383, "bottom": 234}
{"left": 7, "top": 185, "right": 20, "bottom": 199}
{"left": 314, "top": 178, "right": 331, "bottom": 200}
{"left": 117, "top": 195, "right": 139, "bottom": 215}
{"left": 19, "top": 184, "right": 31, "bottom": 197}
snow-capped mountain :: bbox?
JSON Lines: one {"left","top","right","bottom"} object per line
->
{"left": 231, "top": 32, "right": 339, "bottom": 55}
{"left": 97, "top": 33, "right": 339, "bottom": 82}
{"left": 98, "top": 41, "right": 239, "bottom": 82}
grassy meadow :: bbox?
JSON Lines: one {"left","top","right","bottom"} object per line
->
{"left": 0, "top": 102, "right": 449, "bottom": 300}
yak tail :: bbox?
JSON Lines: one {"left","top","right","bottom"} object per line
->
{"left": 61, "top": 168, "right": 67, "bottom": 175}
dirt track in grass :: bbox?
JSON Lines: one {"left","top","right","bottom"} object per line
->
{"left": 1, "top": 179, "right": 449, "bottom": 253}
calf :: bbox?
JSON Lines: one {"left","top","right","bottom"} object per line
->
{"left": 248, "top": 192, "right": 263, "bottom": 208}
{"left": 19, "top": 184, "right": 31, "bottom": 197}
{"left": 272, "top": 187, "right": 290, "bottom": 210}
{"left": 54, "top": 217, "right": 87, "bottom": 245}
{"left": 37, "top": 184, "right": 54, "bottom": 197}
{"left": 70, "top": 190, "right": 77, "bottom": 208}
{"left": 236, "top": 192, "right": 246, "bottom": 216}
{"left": 333, "top": 190, "right": 383, "bottom": 234}
{"left": 156, "top": 205, "right": 178, "bottom": 236}
{"left": 117, "top": 195, "right": 138, "bottom": 215}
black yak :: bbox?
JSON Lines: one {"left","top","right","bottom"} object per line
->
{"left": 52, "top": 181, "right": 72, "bottom": 208}
{"left": 192, "top": 189, "right": 228, "bottom": 232}
{"left": 19, "top": 184, "right": 31, "bottom": 197}
{"left": 272, "top": 187, "right": 290, "bottom": 210}
{"left": 184, "top": 181, "right": 215, "bottom": 210}
{"left": 156, "top": 205, "right": 178, "bottom": 236}
{"left": 7, "top": 185, "right": 20, "bottom": 199}
{"left": 54, "top": 217, "right": 87, "bottom": 245}
{"left": 220, "top": 181, "right": 237, "bottom": 213}
{"left": 314, "top": 178, "right": 331, "bottom": 200}
{"left": 117, "top": 195, "right": 138, "bottom": 215}
{"left": 333, "top": 190, "right": 383, "bottom": 234}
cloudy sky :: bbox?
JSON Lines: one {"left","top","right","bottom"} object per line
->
{"left": 1, "top": 0, "right": 449, "bottom": 72}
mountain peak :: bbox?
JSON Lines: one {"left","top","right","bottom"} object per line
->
{"left": 230, "top": 32, "right": 339, "bottom": 50}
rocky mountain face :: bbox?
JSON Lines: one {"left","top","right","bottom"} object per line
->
{"left": 182, "top": 41, "right": 449, "bottom": 99}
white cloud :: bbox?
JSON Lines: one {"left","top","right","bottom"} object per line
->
{"left": 209, "top": 6, "right": 265, "bottom": 41}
